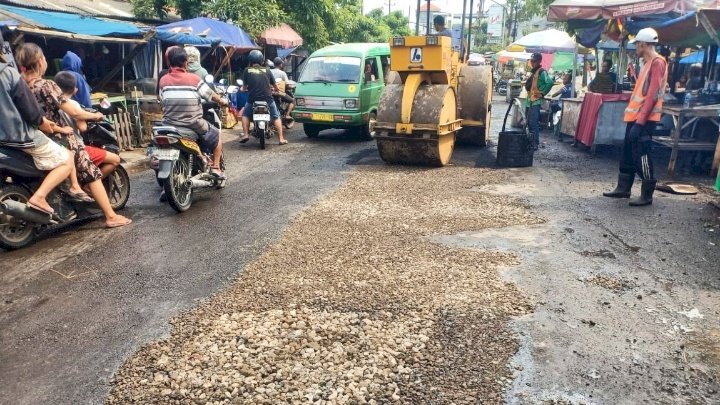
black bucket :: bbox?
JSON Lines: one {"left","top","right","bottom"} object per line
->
{"left": 497, "top": 99, "right": 534, "bottom": 167}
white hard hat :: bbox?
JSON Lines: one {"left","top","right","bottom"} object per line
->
{"left": 629, "top": 28, "right": 659, "bottom": 44}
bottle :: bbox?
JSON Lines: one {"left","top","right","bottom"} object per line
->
{"left": 684, "top": 92, "right": 692, "bottom": 108}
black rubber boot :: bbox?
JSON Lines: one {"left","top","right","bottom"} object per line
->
{"left": 603, "top": 173, "right": 634, "bottom": 198}
{"left": 629, "top": 180, "right": 656, "bottom": 206}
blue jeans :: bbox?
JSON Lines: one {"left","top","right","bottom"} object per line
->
{"left": 243, "top": 100, "right": 280, "bottom": 120}
{"left": 526, "top": 104, "right": 541, "bottom": 147}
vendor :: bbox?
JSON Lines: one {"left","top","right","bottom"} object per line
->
{"left": 550, "top": 73, "right": 573, "bottom": 114}
{"left": 588, "top": 60, "right": 617, "bottom": 93}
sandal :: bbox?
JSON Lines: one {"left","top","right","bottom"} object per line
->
{"left": 278, "top": 140, "right": 288, "bottom": 145}
{"left": 106, "top": 216, "right": 132, "bottom": 228}
{"left": 67, "top": 191, "right": 94, "bottom": 203}
{"left": 211, "top": 167, "right": 227, "bottom": 180}
{"left": 239, "top": 135, "right": 250, "bottom": 144}
{"left": 27, "top": 201, "right": 54, "bottom": 215}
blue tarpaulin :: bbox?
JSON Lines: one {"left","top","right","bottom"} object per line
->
{"left": 0, "top": 5, "right": 140, "bottom": 36}
{"left": 154, "top": 30, "right": 220, "bottom": 46}
{"left": 157, "top": 17, "right": 258, "bottom": 49}
{"left": 680, "top": 50, "right": 720, "bottom": 64}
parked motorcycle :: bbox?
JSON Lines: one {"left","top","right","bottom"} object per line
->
{"left": 0, "top": 117, "right": 130, "bottom": 249}
{"left": 496, "top": 79, "right": 508, "bottom": 96}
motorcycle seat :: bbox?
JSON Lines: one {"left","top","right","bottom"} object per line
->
{"left": 253, "top": 101, "right": 269, "bottom": 107}
{"left": 153, "top": 125, "right": 199, "bottom": 141}
{"left": 0, "top": 145, "right": 45, "bottom": 178}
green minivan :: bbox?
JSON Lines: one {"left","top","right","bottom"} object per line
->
{"left": 292, "top": 43, "right": 391, "bottom": 139}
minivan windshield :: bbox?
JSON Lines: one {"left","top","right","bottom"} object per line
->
{"left": 299, "top": 56, "right": 361, "bottom": 84}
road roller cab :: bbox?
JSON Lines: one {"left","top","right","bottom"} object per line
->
{"left": 292, "top": 43, "right": 391, "bottom": 139}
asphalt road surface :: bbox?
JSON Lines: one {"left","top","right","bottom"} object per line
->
{"left": 1, "top": 97, "right": 719, "bottom": 404}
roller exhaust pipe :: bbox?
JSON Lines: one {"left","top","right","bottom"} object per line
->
{"left": 0, "top": 200, "right": 52, "bottom": 225}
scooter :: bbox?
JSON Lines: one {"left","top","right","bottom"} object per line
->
{"left": 0, "top": 121, "right": 130, "bottom": 249}
{"left": 250, "top": 101, "right": 275, "bottom": 150}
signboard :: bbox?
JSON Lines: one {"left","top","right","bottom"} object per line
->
{"left": 486, "top": 4, "right": 505, "bottom": 38}
{"left": 1, "top": 32, "right": 17, "bottom": 69}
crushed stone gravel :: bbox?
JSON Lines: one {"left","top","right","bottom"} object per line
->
{"left": 108, "top": 165, "right": 544, "bottom": 404}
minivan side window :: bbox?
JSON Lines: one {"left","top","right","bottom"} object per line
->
{"left": 364, "top": 58, "right": 379, "bottom": 83}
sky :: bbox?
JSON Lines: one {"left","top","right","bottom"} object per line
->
{"left": 361, "top": 0, "right": 490, "bottom": 16}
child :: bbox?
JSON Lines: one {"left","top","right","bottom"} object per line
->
{"left": 54, "top": 71, "right": 121, "bottom": 179}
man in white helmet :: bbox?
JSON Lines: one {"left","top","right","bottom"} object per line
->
{"left": 603, "top": 28, "right": 667, "bottom": 206}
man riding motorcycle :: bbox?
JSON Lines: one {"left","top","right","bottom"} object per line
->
{"left": 239, "top": 50, "right": 288, "bottom": 145}
{"left": 271, "top": 57, "right": 294, "bottom": 121}
{"left": 158, "top": 46, "right": 228, "bottom": 177}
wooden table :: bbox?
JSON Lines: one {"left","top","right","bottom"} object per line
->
{"left": 654, "top": 104, "right": 720, "bottom": 177}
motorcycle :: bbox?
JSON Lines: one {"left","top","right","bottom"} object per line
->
{"left": 273, "top": 78, "right": 296, "bottom": 129}
{"left": 150, "top": 112, "right": 226, "bottom": 212}
{"left": 0, "top": 117, "right": 130, "bottom": 249}
{"left": 250, "top": 101, "right": 275, "bottom": 150}
{"left": 204, "top": 75, "right": 237, "bottom": 129}
{"left": 496, "top": 79, "right": 508, "bottom": 96}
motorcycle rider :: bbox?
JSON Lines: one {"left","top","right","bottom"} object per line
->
{"left": 271, "top": 57, "right": 294, "bottom": 121}
{"left": 159, "top": 46, "right": 229, "bottom": 177}
{"left": 0, "top": 53, "right": 73, "bottom": 216}
{"left": 239, "top": 50, "right": 288, "bottom": 145}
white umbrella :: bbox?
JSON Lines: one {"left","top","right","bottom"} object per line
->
{"left": 508, "top": 29, "right": 578, "bottom": 53}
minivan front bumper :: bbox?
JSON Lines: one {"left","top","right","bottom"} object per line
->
{"left": 292, "top": 110, "right": 366, "bottom": 127}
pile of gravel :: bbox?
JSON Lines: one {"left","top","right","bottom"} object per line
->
{"left": 109, "top": 166, "right": 543, "bottom": 404}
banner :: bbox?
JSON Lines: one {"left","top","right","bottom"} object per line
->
{"left": 486, "top": 4, "right": 505, "bottom": 38}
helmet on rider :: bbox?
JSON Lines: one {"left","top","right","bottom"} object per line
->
{"left": 273, "top": 57, "right": 284, "bottom": 68}
{"left": 248, "top": 50, "right": 264, "bottom": 66}
{"left": 266, "top": 59, "right": 275, "bottom": 69}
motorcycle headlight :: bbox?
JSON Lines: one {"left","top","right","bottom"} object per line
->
{"left": 344, "top": 99, "right": 357, "bottom": 109}
{"left": 296, "top": 98, "right": 305, "bottom": 106}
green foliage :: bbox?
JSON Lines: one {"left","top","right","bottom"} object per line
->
{"left": 204, "top": 0, "right": 286, "bottom": 37}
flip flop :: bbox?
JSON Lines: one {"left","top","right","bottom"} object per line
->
{"left": 26, "top": 201, "right": 54, "bottom": 216}
{"left": 278, "top": 140, "right": 288, "bottom": 145}
{"left": 211, "top": 168, "right": 227, "bottom": 180}
{"left": 67, "top": 191, "right": 94, "bottom": 202}
{"left": 239, "top": 136, "right": 250, "bottom": 144}
{"left": 106, "top": 217, "right": 132, "bottom": 228}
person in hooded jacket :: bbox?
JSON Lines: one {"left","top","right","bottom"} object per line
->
{"left": 184, "top": 46, "right": 209, "bottom": 81}
{"left": 61, "top": 51, "right": 93, "bottom": 108}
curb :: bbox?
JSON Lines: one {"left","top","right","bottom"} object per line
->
{"left": 120, "top": 131, "right": 242, "bottom": 176}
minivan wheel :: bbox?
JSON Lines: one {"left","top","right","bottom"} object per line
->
{"left": 304, "top": 123, "right": 321, "bottom": 138}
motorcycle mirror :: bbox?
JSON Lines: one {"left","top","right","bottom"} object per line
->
{"left": 219, "top": 79, "right": 227, "bottom": 85}
{"left": 236, "top": 79, "right": 244, "bottom": 86}
{"left": 205, "top": 74, "right": 215, "bottom": 84}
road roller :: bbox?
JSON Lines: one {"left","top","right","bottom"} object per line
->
{"left": 374, "top": 0, "right": 492, "bottom": 167}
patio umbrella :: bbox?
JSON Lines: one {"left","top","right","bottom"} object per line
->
{"left": 259, "top": 23, "right": 303, "bottom": 49}
{"left": 507, "top": 29, "right": 579, "bottom": 53}
{"left": 493, "top": 50, "right": 532, "bottom": 64}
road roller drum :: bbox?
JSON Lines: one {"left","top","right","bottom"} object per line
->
{"left": 375, "top": 84, "right": 459, "bottom": 167}
{"left": 457, "top": 65, "right": 493, "bottom": 146}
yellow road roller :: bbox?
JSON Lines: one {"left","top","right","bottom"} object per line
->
{"left": 374, "top": 0, "right": 492, "bottom": 167}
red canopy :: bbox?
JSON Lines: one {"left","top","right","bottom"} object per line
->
{"left": 259, "top": 23, "right": 303, "bottom": 49}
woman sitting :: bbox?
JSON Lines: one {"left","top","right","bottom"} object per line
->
{"left": 16, "top": 43, "right": 131, "bottom": 229}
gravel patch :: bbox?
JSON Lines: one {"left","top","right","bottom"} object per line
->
{"left": 108, "top": 166, "right": 543, "bottom": 404}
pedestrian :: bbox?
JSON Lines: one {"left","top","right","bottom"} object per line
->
{"left": 525, "top": 53, "right": 553, "bottom": 150}
{"left": 603, "top": 28, "right": 667, "bottom": 206}
{"left": 61, "top": 51, "right": 93, "bottom": 108}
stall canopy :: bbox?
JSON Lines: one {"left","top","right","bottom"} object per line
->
{"left": 493, "top": 50, "right": 532, "bottom": 63}
{"left": 157, "top": 17, "right": 258, "bottom": 49}
{"left": 153, "top": 30, "right": 220, "bottom": 46}
{"left": 507, "top": 29, "right": 582, "bottom": 52}
{"left": 680, "top": 49, "right": 720, "bottom": 64}
{"left": 259, "top": 23, "right": 303, "bottom": 49}
{"left": 548, "top": 0, "right": 697, "bottom": 22}
{"left": 655, "top": 9, "right": 720, "bottom": 47}
{"left": 0, "top": 4, "right": 141, "bottom": 36}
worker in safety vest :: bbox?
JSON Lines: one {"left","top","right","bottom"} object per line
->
{"left": 525, "top": 53, "right": 553, "bottom": 150}
{"left": 603, "top": 28, "right": 667, "bottom": 206}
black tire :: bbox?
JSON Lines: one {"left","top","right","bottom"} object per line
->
{"left": 104, "top": 166, "right": 130, "bottom": 211}
{"left": 259, "top": 129, "right": 266, "bottom": 150}
{"left": 0, "top": 185, "right": 36, "bottom": 250}
{"left": 304, "top": 123, "right": 321, "bottom": 138}
{"left": 358, "top": 111, "right": 376, "bottom": 141}
{"left": 164, "top": 155, "right": 193, "bottom": 213}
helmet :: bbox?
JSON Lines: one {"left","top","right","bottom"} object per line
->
{"left": 267, "top": 59, "right": 275, "bottom": 68}
{"left": 248, "top": 49, "right": 264, "bottom": 65}
{"left": 273, "top": 57, "right": 284, "bottom": 67}
{"left": 629, "top": 28, "right": 659, "bottom": 44}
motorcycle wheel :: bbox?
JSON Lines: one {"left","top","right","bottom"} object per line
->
{"left": 164, "top": 154, "right": 193, "bottom": 213}
{"left": 259, "top": 129, "right": 266, "bottom": 150}
{"left": 0, "top": 185, "right": 36, "bottom": 250}
{"left": 104, "top": 165, "right": 130, "bottom": 211}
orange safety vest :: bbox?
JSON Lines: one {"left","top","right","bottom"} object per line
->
{"left": 624, "top": 55, "right": 667, "bottom": 123}
{"left": 529, "top": 69, "right": 544, "bottom": 102}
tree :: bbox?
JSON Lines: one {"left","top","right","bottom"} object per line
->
{"left": 204, "top": 0, "right": 286, "bottom": 37}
